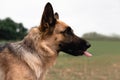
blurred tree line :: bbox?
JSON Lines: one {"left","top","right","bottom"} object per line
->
{"left": 0, "top": 17, "right": 120, "bottom": 41}
{"left": 0, "top": 17, "right": 27, "bottom": 40}
{"left": 82, "top": 32, "right": 120, "bottom": 41}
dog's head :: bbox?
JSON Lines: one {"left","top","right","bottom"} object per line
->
{"left": 39, "top": 2, "right": 92, "bottom": 56}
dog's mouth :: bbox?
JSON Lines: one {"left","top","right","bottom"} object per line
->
{"left": 59, "top": 37, "right": 92, "bottom": 56}
{"left": 59, "top": 42, "right": 92, "bottom": 57}
{"left": 63, "top": 49, "right": 92, "bottom": 57}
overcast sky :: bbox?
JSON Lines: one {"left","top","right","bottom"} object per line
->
{"left": 0, "top": 0, "right": 120, "bottom": 36}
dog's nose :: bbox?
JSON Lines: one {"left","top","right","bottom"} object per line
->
{"left": 86, "top": 42, "right": 91, "bottom": 48}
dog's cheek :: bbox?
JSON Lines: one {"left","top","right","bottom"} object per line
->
{"left": 54, "top": 34, "right": 65, "bottom": 43}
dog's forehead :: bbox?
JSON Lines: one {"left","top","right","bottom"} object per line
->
{"left": 55, "top": 20, "right": 69, "bottom": 30}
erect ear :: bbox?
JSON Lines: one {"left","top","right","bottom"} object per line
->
{"left": 54, "top": 12, "right": 59, "bottom": 19}
{"left": 40, "top": 2, "right": 56, "bottom": 32}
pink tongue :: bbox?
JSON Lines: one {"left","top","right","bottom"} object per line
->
{"left": 84, "top": 51, "right": 92, "bottom": 57}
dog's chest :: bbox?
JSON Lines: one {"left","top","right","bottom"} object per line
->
{"left": 22, "top": 52, "right": 42, "bottom": 79}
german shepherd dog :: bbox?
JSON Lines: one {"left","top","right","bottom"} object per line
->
{"left": 0, "top": 2, "right": 91, "bottom": 80}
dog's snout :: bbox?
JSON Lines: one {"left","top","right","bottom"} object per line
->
{"left": 86, "top": 42, "right": 91, "bottom": 48}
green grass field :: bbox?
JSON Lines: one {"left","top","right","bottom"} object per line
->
{"left": 46, "top": 41, "right": 120, "bottom": 80}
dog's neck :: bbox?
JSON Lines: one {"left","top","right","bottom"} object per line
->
{"left": 9, "top": 40, "right": 58, "bottom": 79}
{"left": 22, "top": 41, "right": 58, "bottom": 79}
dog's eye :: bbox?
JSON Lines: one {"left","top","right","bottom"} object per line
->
{"left": 60, "top": 27, "right": 73, "bottom": 35}
{"left": 65, "top": 27, "right": 73, "bottom": 35}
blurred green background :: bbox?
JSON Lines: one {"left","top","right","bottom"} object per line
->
{"left": 46, "top": 41, "right": 120, "bottom": 80}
